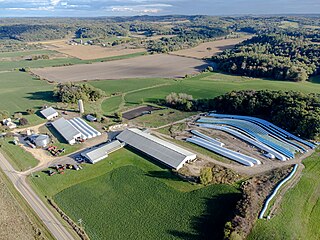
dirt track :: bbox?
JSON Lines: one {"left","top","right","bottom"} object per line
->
{"left": 31, "top": 54, "right": 209, "bottom": 82}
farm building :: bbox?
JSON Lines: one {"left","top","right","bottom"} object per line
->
{"left": 30, "top": 134, "right": 51, "bottom": 148}
{"left": 68, "top": 117, "right": 101, "bottom": 140}
{"left": 86, "top": 114, "right": 97, "bottom": 122}
{"left": 116, "top": 128, "right": 196, "bottom": 170}
{"left": 51, "top": 117, "right": 101, "bottom": 145}
{"left": 81, "top": 140, "right": 123, "bottom": 164}
{"left": 51, "top": 118, "right": 82, "bottom": 145}
{"left": 40, "top": 107, "right": 58, "bottom": 120}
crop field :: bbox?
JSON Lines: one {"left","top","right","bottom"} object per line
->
{"left": 0, "top": 137, "right": 39, "bottom": 171}
{"left": 248, "top": 149, "right": 320, "bottom": 240}
{"left": 171, "top": 36, "right": 252, "bottom": 59}
{"left": 46, "top": 39, "right": 146, "bottom": 60}
{"left": 31, "top": 54, "right": 209, "bottom": 82}
{"left": 29, "top": 148, "right": 240, "bottom": 240}
{"left": 0, "top": 71, "right": 54, "bottom": 114}
{"left": 0, "top": 171, "right": 47, "bottom": 240}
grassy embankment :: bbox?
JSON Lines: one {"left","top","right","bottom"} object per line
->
{"left": 248, "top": 148, "right": 320, "bottom": 240}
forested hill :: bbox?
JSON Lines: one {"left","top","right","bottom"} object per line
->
{"left": 213, "top": 34, "right": 320, "bottom": 82}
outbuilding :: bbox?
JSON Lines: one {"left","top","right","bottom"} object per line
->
{"left": 81, "top": 140, "right": 123, "bottom": 164}
{"left": 30, "top": 134, "right": 51, "bottom": 148}
{"left": 40, "top": 107, "right": 58, "bottom": 120}
{"left": 116, "top": 128, "right": 196, "bottom": 170}
{"left": 86, "top": 114, "right": 97, "bottom": 122}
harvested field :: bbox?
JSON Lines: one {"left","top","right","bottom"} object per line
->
{"left": 123, "top": 105, "right": 162, "bottom": 120}
{"left": 45, "top": 39, "right": 146, "bottom": 60}
{"left": 32, "top": 54, "right": 209, "bottom": 82}
{"left": 171, "top": 36, "right": 252, "bottom": 59}
{"left": 0, "top": 173, "right": 40, "bottom": 240}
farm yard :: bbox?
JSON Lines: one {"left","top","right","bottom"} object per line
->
{"left": 171, "top": 36, "right": 252, "bottom": 59}
{"left": 31, "top": 54, "right": 210, "bottom": 82}
{"left": 30, "top": 148, "right": 240, "bottom": 240}
{"left": 0, "top": 36, "right": 319, "bottom": 240}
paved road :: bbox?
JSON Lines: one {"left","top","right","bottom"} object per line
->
{"left": 0, "top": 152, "right": 75, "bottom": 240}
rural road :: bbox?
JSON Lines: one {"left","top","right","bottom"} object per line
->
{"left": 0, "top": 152, "right": 75, "bottom": 240}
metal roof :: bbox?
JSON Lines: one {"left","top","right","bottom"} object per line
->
{"left": 116, "top": 128, "right": 196, "bottom": 170}
{"left": 82, "top": 140, "right": 123, "bottom": 164}
{"left": 40, "top": 107, "right": 58, "bottom": 119}
{"left": 51, "top": 118, "right": 81, "bottom": 143}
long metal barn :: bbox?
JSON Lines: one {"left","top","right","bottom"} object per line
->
{"left": 117, "top": 128, "right": 196, "bottom": 170}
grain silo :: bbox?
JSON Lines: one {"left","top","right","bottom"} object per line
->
{"left": 78, "top": 99, "right": 84, "bottom": 114}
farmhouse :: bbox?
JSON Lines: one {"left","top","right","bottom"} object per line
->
{"left": 40, "top": 107, "right": 58, "bottom": 120}
{"left": 51, "top": 118, "right": 82, "bottom": 145}
{"left": 2, "top": 118, "right": 17, "bottom": 129}
{"left": 116, "top": 128, "right": 196, "bottom": 170}
{"left": 81, "top": 140, "right": 123, "bottom": 164}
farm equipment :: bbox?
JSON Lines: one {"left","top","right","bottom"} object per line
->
{"left": 47, "top": 146, "right": 65, "bottom": 156}
{"left": 48, "top": 170, "right": 56, "bottom": 176}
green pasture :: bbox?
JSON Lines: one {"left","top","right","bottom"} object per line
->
{"left": 0, "top": 71, "right": 54, "bottom": 114}
{"left": 248, "top": 149, "right": 320, "bottom": 240}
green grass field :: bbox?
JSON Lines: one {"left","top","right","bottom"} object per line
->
{"left": 99, "top": 73, "right": 320, "bottom": 114}
{"left": 29, "top": 148, "right": 240, "bottom": 240}
{"left": 0, "top": 137, "right": 39, "bottom": 171}
{"left": 0, "top": 58, "right": 86, "bottom": 71}
{"left": 131, "top": 108, "right": 196, "bottom": 128}
{"left": 248, "top": 149, "right": 320, "bottom": 240}
{"left": 0, "top": 71, "right": 54, "bottom": 114}
{"left": 0, "top": 49, "right": 56, "bottom": 58}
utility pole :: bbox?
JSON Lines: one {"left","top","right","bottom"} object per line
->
{"left": 78, "top": 218, "right": 84, "bottom": 230}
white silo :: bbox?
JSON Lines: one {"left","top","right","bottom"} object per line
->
{"left": 78, "top": 99, "right": 84, "bottom": 114}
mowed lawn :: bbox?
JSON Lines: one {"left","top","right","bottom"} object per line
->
{"left": 248, "top": 149, "right": 320, "bottom": 240}
{"left": 0, "top": 71, "right": 54, "bottom": 114}
{"left": 0, "top": 137, "right": 39, "bottom": 171}
{"left": 30, "top": 148, "right": 240, "bottom": 240}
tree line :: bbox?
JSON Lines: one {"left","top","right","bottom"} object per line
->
{"left": 213, "top": 34, "right": 320, "bottom": 81}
